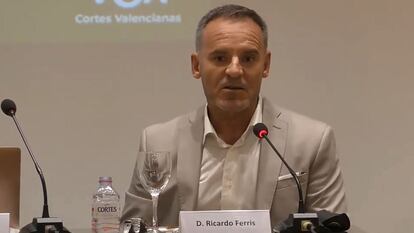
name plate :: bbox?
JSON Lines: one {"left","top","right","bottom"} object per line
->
{"left": 0, "top": 213, "right": 10, "bottom": 233}
{"left": 179, "top": 210, "right": 271, "bottom": 233}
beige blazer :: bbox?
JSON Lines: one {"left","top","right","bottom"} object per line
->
{"left": 122, "top": 98, "right": 347, "bottom": 227}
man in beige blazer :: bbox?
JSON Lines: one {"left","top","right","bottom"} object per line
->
{"left": 122, "top": 4, "right": 346, "bottom": 228}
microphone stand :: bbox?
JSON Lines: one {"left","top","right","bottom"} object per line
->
{"left": 253, "top": 123, "right": 350, "bottom": 233}
{"left": 261, "top": 135, "right": 305, "bottom": 213}
{"left": 2, "top": 99, "right": 70, "bottom": 233}
{"left": 261, "top": 134, "right": 319, "bottom": 232}
{"left": 10, "top": 113, "right": 50, "bottom": 219}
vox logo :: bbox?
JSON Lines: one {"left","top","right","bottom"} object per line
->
{"left": 95, "top": 0, "right": 169, "bottom": 9}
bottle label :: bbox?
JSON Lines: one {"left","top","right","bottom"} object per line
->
{"left": 92, "top": 203, "right": 120, "bottom": 218}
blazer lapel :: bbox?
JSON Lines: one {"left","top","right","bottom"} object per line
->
{"left": 176, "top": 106, "right": 204, "bottom": 211}
{"left": 176, "top": 100, "right": 288, "bottom": 211}
{"left": 255, "top": 98, "right": 288, "bottom": 209}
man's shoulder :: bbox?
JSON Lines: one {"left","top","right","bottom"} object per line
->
{"left": 264, "top": 99, "right": 335, "bottom": 153}
{"left": 264, "top": 98, "right": 331, "bottom": 134}
{"left": 281, "top": 106, "right": 329, "bottom": 129}
{"left": 143, "top": 107, "right": 201, "bottom": 136}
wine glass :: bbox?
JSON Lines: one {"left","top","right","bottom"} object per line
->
{"left": 138, "top": 151, "right": 172, "bottom": 233}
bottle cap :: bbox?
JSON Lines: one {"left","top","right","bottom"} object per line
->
{"left": 99, "top": 176, "right": 112, "bottom": 183}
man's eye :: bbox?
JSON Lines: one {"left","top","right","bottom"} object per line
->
{"left": 241, "top": 55, "right": 256, "bottom": 63}
{"left": 214, "top": 55, "right": 226, "bottom": 62}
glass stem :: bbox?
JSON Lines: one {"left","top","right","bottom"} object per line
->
{"left": 151, "top": 193, "right": 159, "bottom": 228}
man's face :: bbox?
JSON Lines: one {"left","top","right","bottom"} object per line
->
{"left": 192, "top": 17, "right": 271, "bottom": 114}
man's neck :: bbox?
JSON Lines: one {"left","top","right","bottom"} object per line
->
{"left": 207, "top": 105, "right": 257, "bottom": 145}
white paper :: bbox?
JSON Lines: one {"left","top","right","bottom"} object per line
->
{"left": 180, "top": 210, "right": 271, "bottom": 233}
{"left": 0, "top": 213, "right": 10, "bottom": 233}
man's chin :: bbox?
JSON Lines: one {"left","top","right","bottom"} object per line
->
{"left": 215, "top": 99, "right": 251, "bottom": 114}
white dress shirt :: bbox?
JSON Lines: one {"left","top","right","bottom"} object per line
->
{"left": 196, "top": 98, "right": 263, "bottom": 210}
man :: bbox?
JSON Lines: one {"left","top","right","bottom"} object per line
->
{"left": 122, "top": 4, "right": 346, "bottom": 228}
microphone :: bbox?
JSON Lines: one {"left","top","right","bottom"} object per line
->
{"left": 253, "top": 123, "right": 305, "bottom": 213}
{"left": 1, "top": 99, "right": 16, "bottom": 116}
{"left": 253, "top": 123, "right": 350, "bottom": 233}
{"left": 1, "top": 99, "right": 70, "bottom": 233}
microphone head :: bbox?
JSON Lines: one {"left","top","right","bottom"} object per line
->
{"left": 1, "top": 99, "right": 17, "bottom": 116}
{"left": 253, "top": 123, "right": 268, "bottom": 139}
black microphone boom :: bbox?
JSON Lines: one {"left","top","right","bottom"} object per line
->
{"left": 1, "top": 99, "right": 49, "bottom": 218}
{"left": 253, "top": 123, "right": 305, "bottom": 213}
{"left": 1, "top": 98, "right": 70, "bottom": 233}
{"left": 254, "top": 123, "right": 350, "bottom": 233}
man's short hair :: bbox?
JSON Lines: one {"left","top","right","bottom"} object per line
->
{"left": 195, "top": 4, "right": 268, "bottom": 51}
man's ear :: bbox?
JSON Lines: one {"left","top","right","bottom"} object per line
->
{"left": 191, "top": 53, "right": 201, "bottom": 79}
{"left": 262, "top": 51, "right": 271, "bottom": 78}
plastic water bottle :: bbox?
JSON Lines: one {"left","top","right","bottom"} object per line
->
{"left": 92, "top": 176, "right": 121, "bottom": 233}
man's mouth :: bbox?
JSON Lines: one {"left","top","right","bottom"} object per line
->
{"left": 223, "top": 85, "right": 244, "bottom": 90}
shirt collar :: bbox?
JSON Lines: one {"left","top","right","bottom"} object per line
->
{"left": 203, "top": 97, "right": 263, "bottom": 146}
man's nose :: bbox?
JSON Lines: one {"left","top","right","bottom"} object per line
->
{"left": 225, "top": 56, "right": 243, "bottom": 77}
